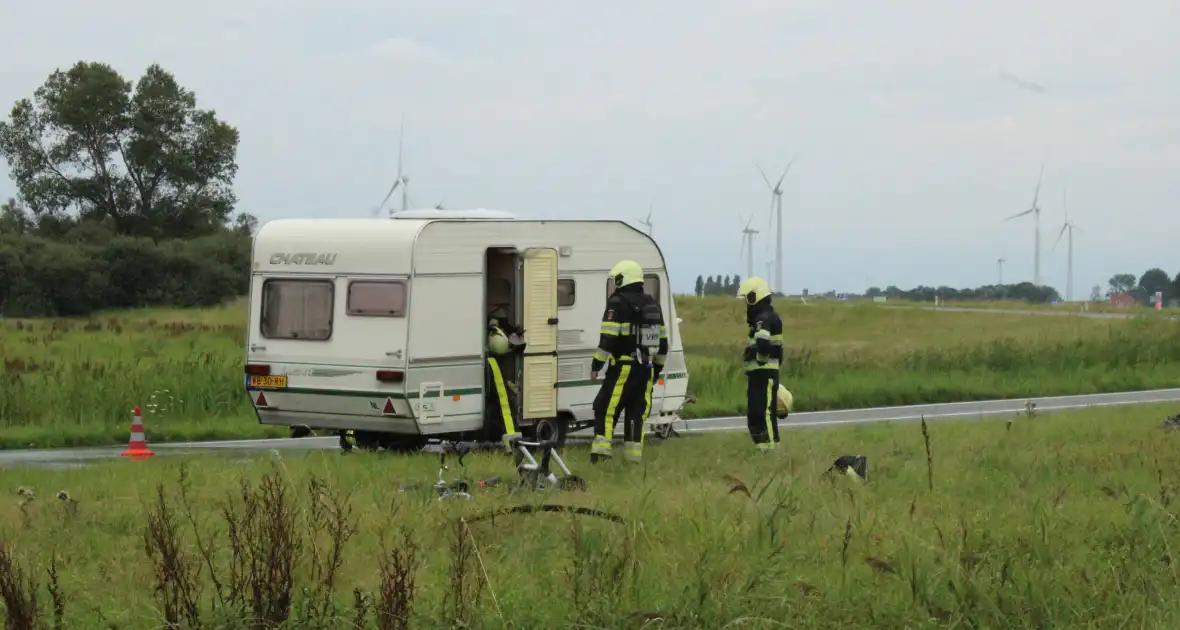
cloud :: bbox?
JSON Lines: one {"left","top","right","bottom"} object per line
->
{"left": 1, "top": 0, "right": 1178, "bottom": 294}
{"left": 998, "top": 72, "right": 1046, "bottom": 93}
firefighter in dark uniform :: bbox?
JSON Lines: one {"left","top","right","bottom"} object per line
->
{"left": 590, "top": 260, "right": 668, "bottom": 463}
{"left": 486, "top": 318, "right": 525, "bottom": 452}
{"left": 737, "top": 276, "right": 784, "bottom": 452}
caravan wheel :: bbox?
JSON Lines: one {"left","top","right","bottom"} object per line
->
{"left": 527, "top": 416, "right": 568, "bottom": 447}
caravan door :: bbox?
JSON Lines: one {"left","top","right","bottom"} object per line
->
{"left": 520, "top": 247, "right": 559, "bottom": 420}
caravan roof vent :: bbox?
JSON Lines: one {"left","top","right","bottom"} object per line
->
{"left": 390, "top": 208, "right": 516, "bottom": 220}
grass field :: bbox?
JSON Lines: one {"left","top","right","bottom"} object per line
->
{"left": 1, "top": 404, "right": 1178, "bottom": 628}
{"left": 935, "top": 299, "right": 1179, "bottom": 315}
{"left": 3, "top": 297, "right": 1180, "bottom": 448}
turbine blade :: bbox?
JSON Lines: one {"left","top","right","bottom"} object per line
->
{"left": 1052, "top": 224, "right": 1066, "bottom": 252}
{"left": 757, "top": 164, "right": 773, "bottom": 190}
{"left": 1004, "top": 208, "right": 1034, "bottom": 221}
{"left": 775, "top": 154, "right": 798, "bottom": 189}
{"left": 1031, "top": 161, "right": 1044, "bottom": 207}
{"left": 1063, "top": 177, "right": 1070, "bottom": 223}
{"left": 765, "top": 195, "right": 774, "bottom": 235}
{"left": 377, "top": 178, "right": 402, "bottom": 212}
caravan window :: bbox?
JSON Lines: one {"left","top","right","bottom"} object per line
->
{"left": 604, "top": 274, "right": 661, "bottom": 303}
{"left": 260, "top": 279, "right": 334, "bottom": 341}
{"left": 347, "top": 280, "right": 407, "bottom": 317}
{"left": 557, "top": 279, "right": 576, "bottom": 307}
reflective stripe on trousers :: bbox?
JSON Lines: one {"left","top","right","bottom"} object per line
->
{"left": 746, "top": 370, "right": 780, "bottom": 450}
{"left": 592, "top": 363, "right": 632, "bottom": 456}
{"left": 626, "top": 371, "right": 655, "bottom": 462}
{"left": 761, "top": 377, "right": 775, "bottom": 451}
{"left": 487, "top": 357, "right": 518, "bottom": 442}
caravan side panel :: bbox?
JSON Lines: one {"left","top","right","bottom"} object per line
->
{"left": 411, "top": 220, "right": 688, "bottom": 429}
{"left": 413, "top": 221, "right": 665, "bottom": 275}
{"left": 402, "top": 267, "right": 485, "bottom": 430}
{"left": 252, "top": 218, "right": 424, "bottom": 275}
{"left": 244, "top": 218, "right": 427, "bottom": 434}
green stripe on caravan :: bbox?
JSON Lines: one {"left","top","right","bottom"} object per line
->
{"left": 245, "top": 387, "right": 482, "bottom": 399}
{"left": 244, "top": 373, "right": 687, "bottom": 399}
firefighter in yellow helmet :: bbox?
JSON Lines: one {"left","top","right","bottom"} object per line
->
{"left": 485, "top": 318, "right": 525, "bottom": 452}
{"left": 590, "top": 260, "right": 668, "bottom": 463}
{"left": 736, "top": 276, "right": 784, "bottom": 452}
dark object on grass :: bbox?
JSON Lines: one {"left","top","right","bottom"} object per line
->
{"left": 826, "top": 455, "right": 868, "bottom": 481}
{"left": 464, "top": 504, "right": 624, "bottom": 525}
{"left": 396, "top": 445, "right": 500, "bottom": 501}
{"left": 1161, "top": 414, "right": 1180, "bottom": 429}
{"left": 291, "top": 425, "right": 312, "bottom": 438}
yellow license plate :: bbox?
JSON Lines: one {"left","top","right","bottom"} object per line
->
{"left": 249, "top": 375, "right": 288, "bottom": 389}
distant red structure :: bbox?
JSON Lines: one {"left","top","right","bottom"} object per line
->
{"left": 1109, "top": 293, "right": 1136, "bottom": 308}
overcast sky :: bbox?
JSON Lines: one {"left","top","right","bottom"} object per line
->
{"left": 2, "top": 1, "right": 1178, "bottom": 296}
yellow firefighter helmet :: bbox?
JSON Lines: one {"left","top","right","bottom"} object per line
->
{"left": 609, "top": 259, "right": 644, "bottom": 289}
{"left": 775, "top": 385, "right": 794, "bottom": 419}
{"left": 487, "top": 326, "right": 511, "bottom": 356}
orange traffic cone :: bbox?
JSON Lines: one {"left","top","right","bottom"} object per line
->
{"left": 121, "top": 405, "right": 155, "bottom": 460}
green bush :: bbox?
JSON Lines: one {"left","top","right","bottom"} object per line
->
{"left": 0, "top": 230, "right": 249, "bottom": 317}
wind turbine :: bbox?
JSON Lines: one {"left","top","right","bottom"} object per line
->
{"left": 997, "top": 256, "right": 1006, "bottom": 286}
{"left": 738, "top": 213, "right": 759, "bottom": 281}
{"left": 1052, "top": 178, "right": 1083, "bottom": 301}
{"left": 373, "top": 116, "right": 410, "bottom": 217}
{"left": 758, "top": 155, "right": 796, "bottom": 295}
{"left": 637, "top": 199, "right": 654, "bottom": 235}
{"left": 1004, "top": 162, "right": 1044, "bottom": 285}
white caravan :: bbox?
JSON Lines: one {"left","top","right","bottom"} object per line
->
{"left": 243, "top": 210, "right": 690, "bottom": 451}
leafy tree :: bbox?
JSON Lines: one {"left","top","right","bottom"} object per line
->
{"left": 861, "top": 282, "right": 1060, "bottom": 304}
{"left": 232, "top": 212, "right": 258, "bottom": 236}
{"left": 0, "top": 229, "right": 249, "bottom": 317}
{"left": 699, "top": 273, "right": 745, "bottom": 296}
{"left": 0, "top": 61, "right": 246, "bottom": 239}
{"left": 1173, "top": 271, "right": 1180, "bottom": 304}
{"left": 0, "top": 198, "right": 32, "bottom": 234}
{"left": 1108, "top": 273, "right": 1136, "bottom": 295}
{"left": 1139, "top": 268, "right": 1171, "bottom": 303}
{"left": 1089, "top": 284, "right": 1102, "bottom": 302}
{"left": 693, "top": 275, "right": 704, "bottom": 297}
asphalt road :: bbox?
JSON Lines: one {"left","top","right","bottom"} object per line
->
{"left": 3, "top": 388, "right": 1178, "bottom": 469}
